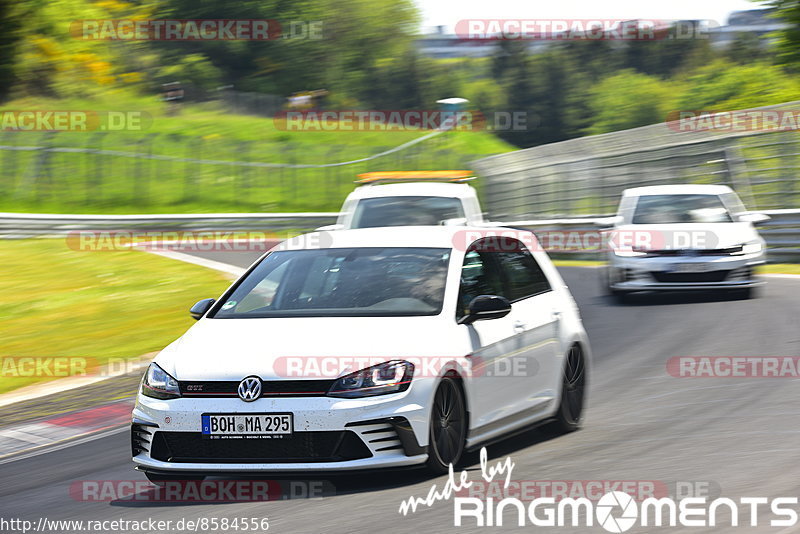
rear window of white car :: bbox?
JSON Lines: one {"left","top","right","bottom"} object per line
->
{"left": 351, "top": 196, "right": 464, "bottom": 228}
{"left": 632, "top": 194, "right": 733, "bottom": 224}
{"left": 212, "top": 247, "right": 451, "bottom": 318}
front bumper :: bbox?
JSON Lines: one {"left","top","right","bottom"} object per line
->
{"left": 607, "top": 253, "right": 765, "bottom": 292}
{"left": 131, "top": 387, "right": 430, "bottom": 473}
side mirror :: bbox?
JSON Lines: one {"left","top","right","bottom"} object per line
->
{"left": 458, "top": 295, "right": 512, "bottom": 325}
{"left": 190, "top": 298, "right": 215, "bottom": 320}
{"left": 738, "top": 212, "right": 770, "bottom": 225}
{"left": 595, "top": 215, "right": 623, "bottom": 228}
{"left": 440, "top": 217, "right": 468, "bottom": 226}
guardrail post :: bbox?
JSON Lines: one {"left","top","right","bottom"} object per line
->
{"left": 1, "top": 131, "right": 18, "bottom": 201}
{"left": 31, "top": 131, "right": 57, "bottom": 203}
{"left": 183, "top": 136, "right": 202, "bottom": 203}
{"left": 134, "top": 134, "right": 155, "bottom": 206}
{"left": 86, "top": 132, "right": 106, "bottom": 205}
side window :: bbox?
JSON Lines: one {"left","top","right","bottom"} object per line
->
{"left": 456, "top": 248, "right": 503, "bottom": 319}
{"left": 495, "top": 241, "right": 551, "bottom": 301}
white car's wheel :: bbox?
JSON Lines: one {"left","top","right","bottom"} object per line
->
{"left": 426, "top": 376, "right": 467, "bottom": 474}
{"left": 554, "top": 344, "right": 586, "bottom": 433}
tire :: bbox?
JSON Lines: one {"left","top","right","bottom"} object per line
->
{"left": 735, "top": 287, "right": 756, "bottom": 299}
{"left": 145, "top": 472, "right": 205, "bottom": 486}
{"left": 603, "top": 268, "right": 627, "bottom": 303}
{"left": 426, "top": 376, "right": 467, "bottom": 474}
{"left": 610, "top": 289, "right": 628, "bottom": 304}
{"left": 554, "top": 345, "right": 586, "bottom": 433}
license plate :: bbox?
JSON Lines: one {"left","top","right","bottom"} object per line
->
{"left": 201, "top": 413, "right": 292, "bottom": 439}
{"left": 669, "top": 262, "right": 711, "bottom": 273}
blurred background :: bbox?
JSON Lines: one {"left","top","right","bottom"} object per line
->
{"left": 1, "top": 0, "right": 799, "bottom": 395}
{"left": 0, "top": 0, "right": 799, "bottom": 213}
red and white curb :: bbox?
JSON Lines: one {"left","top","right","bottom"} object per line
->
{"left": 0, "top": 400, "right": 133, "bottom": 460}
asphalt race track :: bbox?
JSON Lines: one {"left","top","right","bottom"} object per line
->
{"left": 2, "top": 249, "right": 799, "bottom": 533}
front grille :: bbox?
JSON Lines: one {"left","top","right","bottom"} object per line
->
{"left": 645, "top": 247, "right": 743, "bottom": 257}
{"left": 150, "top": 431, "right": 372, "bottom": 463}
{"left": 651, "top": 270, "right": 730, "bottom": 283}
{"left": 179, "top": 379, "right": 337, "bottom": 398}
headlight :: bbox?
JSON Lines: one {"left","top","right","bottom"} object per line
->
{"left": 613, "top": 248, "right": 647, "bottom": 257}
{"left": 141, "top": 363, "right": 181, "bottom": 399}
{"left": 327, "top": 360, "right": 413, "bottom": 398}
{"left": 741, "top": 242, "right": 762, "bottom": 255}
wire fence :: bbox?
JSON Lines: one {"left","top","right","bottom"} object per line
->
{"left": 473, "top": 101, "right": 800, "bottom": 220}
{"left": 0, "top": 128, "right": 483, "bottom": 213}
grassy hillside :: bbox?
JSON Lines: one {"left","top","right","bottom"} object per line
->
{"left": 0, "top": 96, "right": 515, "bottom": 213}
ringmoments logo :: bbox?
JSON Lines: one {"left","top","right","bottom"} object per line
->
{"left": 398, "top": 449, "right": 799, "bottom": 530}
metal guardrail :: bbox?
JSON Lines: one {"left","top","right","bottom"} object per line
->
{"left": 490, "top": 209, "right": 800, "bottom": 262}
{"left": 2, "top": 210, "right": 798, "bottom": 261}
{"left": 473, "top": 101, "right": 800, "bottom": 219}
{"left": 0, "top": 212, "right": 339, "bottom": 236}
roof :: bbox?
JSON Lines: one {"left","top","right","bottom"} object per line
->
{"left": 623, "top": 184, "right": 734, "bottom": 196}
{"left": 273, "top": 225, "right": 532, "bottom": 252}
{"left": 344, "top": 181, "right": 478, "bottom": 200}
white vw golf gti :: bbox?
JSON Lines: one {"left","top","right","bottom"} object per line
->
{"left": 602, "top": 184, "right": 769, "bottom": 299}
{"left": 132, "top": 226, "right": 590, "bottom": 482}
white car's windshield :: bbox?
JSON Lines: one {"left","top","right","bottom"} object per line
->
{"left": 631, "top": 194, "right": 733, "bottom": 224}
{"left": 351, "top": 196, "right": 464, "bottom": 228}
{"left": 212, "top": 247, "right": 451, "bottom": 318}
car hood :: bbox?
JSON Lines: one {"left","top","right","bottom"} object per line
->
{"left": 613, "top": 222, "right": 761, "bottom": 250}
{"left": 155, "top": 316, "right": 457, "bottom": 381}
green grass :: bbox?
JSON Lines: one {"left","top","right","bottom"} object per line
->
{"left": 0, "top": 238, "right": 232, "bottom": 394}
{"left": 0, "top": 95, "right": 515, "bottom": 213}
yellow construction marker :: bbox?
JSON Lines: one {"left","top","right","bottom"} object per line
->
{"left": 355, "top": 170, "right": 475, "bottom": 184}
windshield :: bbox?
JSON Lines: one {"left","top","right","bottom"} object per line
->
{"left": 351, "top": 196, "right": 464, "bottom": 228}
{"left": 631, "top": 194, "right": 733, "bottom": 224}
{"left": 212, "top": 247, "right": 451, "bottom": 318}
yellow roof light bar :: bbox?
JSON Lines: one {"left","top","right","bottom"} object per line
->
{"left": 355, "top": 170, "right": 476, "bottom": 184}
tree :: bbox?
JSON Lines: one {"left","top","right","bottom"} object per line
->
{"left": 586, "top": 70, "right": 679, "bottom": 134}
{"left": 758, "top": 1, "right": 800, "bottom": 68}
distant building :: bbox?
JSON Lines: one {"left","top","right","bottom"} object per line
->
{"left": 416, "top": 10, "right": 786, "bottom": 58}
{"left": 707, "top": 9, "right": 786, "bottom": 48}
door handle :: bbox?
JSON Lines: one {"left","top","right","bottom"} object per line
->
{"left": 552, "top": 310, "right": 562, "bottom": 320}
{"left": 513, "top": 320, "right": 527, "bottom": 332}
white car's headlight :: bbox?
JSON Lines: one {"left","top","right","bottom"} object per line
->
{"left": 327, "top": 360, "right": 413, "bottom": 398}
{"left": 741, "top": 242, "right": 763, "bottom": 255}
{"left": 613, "top": 248, "right": 647, "bottom": 257}
{"left": 141, "top": 363, "right": 181, "bottom": 399}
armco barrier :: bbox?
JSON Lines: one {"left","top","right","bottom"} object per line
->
{"left": 0, "top": 212, "right": 338, "bottom": 236}
{"left": 1, "top": 210, "right": 797, "bottom": 261}
{"left": 484, "top": 209, "right": 800, "bottom": 262}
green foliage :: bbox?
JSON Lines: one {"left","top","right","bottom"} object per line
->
{"left": 586, "top": 70, "right": 680, "bottom": 135}
{"left": 676, "top": 59, "right": 800, "bottom": 109}
{"left": 759, "top": 1, "right": 800, "bottom": 68}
